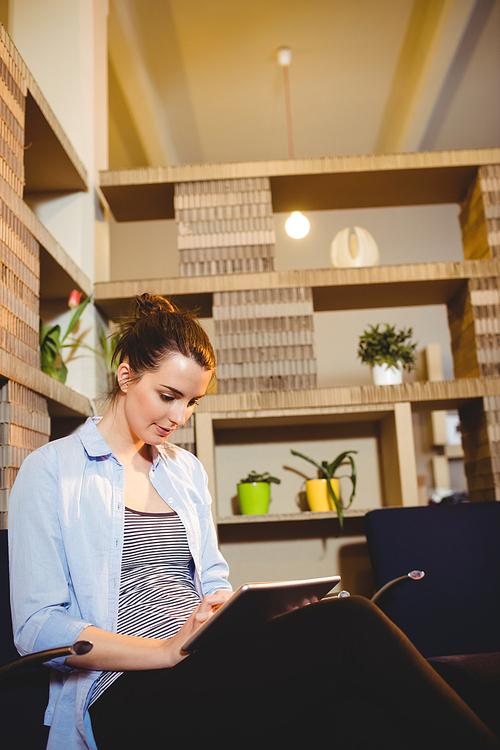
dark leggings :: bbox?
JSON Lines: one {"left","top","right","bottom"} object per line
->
{"left": 89, "top": 596, "right": 499, "bottom": 750}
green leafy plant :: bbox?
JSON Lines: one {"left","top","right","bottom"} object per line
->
{"left": 39, "top": 292, "right": 92, "bottom": 383}
{"left": 290, "top": 449, "right": 357, "bottom": 529}
{"left": 357, "top": 323, "right": 417, "bottom": 371}
{"left": 239, "top": 471, "right": 281, "bottom": 485}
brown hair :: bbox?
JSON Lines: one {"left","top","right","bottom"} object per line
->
{"left": 110, "top": 293, "right": 215, "bottom": 398}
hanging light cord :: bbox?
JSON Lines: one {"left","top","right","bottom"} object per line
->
{"left": 282, "top": 62, "right": 294, "bottom": 159}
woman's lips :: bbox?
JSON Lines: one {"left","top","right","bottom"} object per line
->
{"left": 154, "top": 423, "right": 172, "bottom": 437}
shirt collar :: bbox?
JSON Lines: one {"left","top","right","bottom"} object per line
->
{"left": 78, "top": 416, "right": 168, "bottom": 468}
{"left": 78, "top": 417, "right": 114, "bottom": 458}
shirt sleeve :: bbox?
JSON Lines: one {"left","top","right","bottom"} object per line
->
{"left": 195, "top": 462, "right": 232, "bottom": 595}
{"left": 8, "top": 448, "right": 94, "bottom": 670}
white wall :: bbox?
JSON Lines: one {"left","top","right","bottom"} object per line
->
{"left": 10, "top": 0, "right": 109, "bottom": 397}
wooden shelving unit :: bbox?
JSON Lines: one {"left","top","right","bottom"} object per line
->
{"left": 99, "top": 148, "right": 500, "bottom": 220}
{"left": 98, "top": 147, "right": 500, "bottom": 521}
{"left": 194, "top": 379, "right": 499, "bottom": 521}
{"left": 95, "top": 259, "right": 500, "bottom": 320}
{"left": 0, "top": 33, "right": 91, "bottom": 385}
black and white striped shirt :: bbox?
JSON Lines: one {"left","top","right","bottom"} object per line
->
{"left": 89, "top": 507, "right": 201, "bottom": 705}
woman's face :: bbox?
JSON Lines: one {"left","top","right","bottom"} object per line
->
{"left": 117, "top": 353, "right": 212, "bottom": 445}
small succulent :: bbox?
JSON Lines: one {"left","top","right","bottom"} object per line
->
{"left": 239, "top": 471, "right": 281, "bottom": 485}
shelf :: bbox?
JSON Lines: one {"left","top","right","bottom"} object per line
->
{"left": 217, "top": 509, "right": 372, "bottom": 524}
{"left": 198, "top": 378, "right": 500, "bottom": 419}
{"left": 0, "top": 171, "right": 92, "bottom": 301}
{"left": 99, "top": 148, "right": 500, "bottom": 221}
{"left": 0, "top": 348, "right": 92, "bottom": 418}
{"left": 94, "top": 258, "right": 500, "bottom": 321}
{"left": 0, "top": 26, "right": 88, "bottom": 194}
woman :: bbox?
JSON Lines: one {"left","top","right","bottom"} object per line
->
{"left": 8, "top": 294, "right": 498, "bottom": 750}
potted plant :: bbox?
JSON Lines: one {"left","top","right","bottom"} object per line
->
{"left": 290, "top": 449, "right": 357, "bottom": 530}
{"left": 39, "top": 291, "right": 92, "bottom": 383}
{"left": 357, "top": 323, "right": 417, "bottom": 385}
{"left": 237, "top": 471, "right": 281, "bottom": 515}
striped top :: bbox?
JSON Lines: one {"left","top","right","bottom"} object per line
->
{"left": 88, "top": 506, "right": 201, "bottom": 705}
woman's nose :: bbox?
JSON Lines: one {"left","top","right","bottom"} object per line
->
{"left": 169, "top": 400, "right": 188, "bottom": 428}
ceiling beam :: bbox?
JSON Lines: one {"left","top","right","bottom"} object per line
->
{"left": 375, "top": 0, "right": 477, "bottom": 154}
{"left": 108, "top": 0, "right": 178, "bottom": 165}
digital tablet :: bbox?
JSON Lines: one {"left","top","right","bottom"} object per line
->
{"left": 181, "top": 575, "right": 341, "bottom": 653}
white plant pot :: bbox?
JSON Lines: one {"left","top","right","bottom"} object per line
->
{"left": 372, "top": 362, "right": 403, "bottom": 386}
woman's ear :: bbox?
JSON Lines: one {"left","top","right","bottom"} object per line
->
{"left": 116, "top": 362, "right": 132, "bottom": 393}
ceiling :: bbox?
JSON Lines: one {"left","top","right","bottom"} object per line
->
{"left": 107, "top": 0, "right": 500, "bottom": 170}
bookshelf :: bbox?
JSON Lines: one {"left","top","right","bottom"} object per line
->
{"left": 98, "top": 149, "right": 500, "bottom": 521}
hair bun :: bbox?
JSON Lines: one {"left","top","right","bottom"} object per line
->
{"left": 132, "top": 293, "right": 176, "bottom": 322}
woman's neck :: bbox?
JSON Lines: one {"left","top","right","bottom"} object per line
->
{"left": 97, "top": 399, "right": 150, "bottom": 466}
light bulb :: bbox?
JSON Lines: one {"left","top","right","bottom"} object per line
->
{"left": 285, "top": 211, "right": 310, "bottom": 239}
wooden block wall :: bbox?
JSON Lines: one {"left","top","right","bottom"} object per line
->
{"left": 0, "top": 36, "right": 47, "bottom": 525}
{"left": 175, "top": 178, "right": 276, "bottom": 277}
{"left": 0, "top": 381, "right": 50, "bottom": 528}
{"left": 460, "top": 165, "right": 500, "bottom": 261}
{"left": 0, "top": 36, "right": 26, "bottom": 198}
{"left": 213, "top": 287, "right": 317, "bottom": 393}
{"left": 454, "top": 166, "right": 500, "bottom": 501}
{"left": 175, "top": 178, "right": 317, "bottom": 395}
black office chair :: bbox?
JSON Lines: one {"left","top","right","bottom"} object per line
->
{"left": 0, "top": 529, "right": 92, "bottom": 749}
{"left": 364, "top": 502, "right": 500, "bottom": 737}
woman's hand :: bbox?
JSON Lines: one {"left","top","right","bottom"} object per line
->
{"left": 68, "top": 590, "right": 234, "bottom": 672}
{"left": 162, "top": 590, "right": 234, "bottom": 667}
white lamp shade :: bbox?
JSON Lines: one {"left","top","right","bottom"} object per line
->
{"left": 285, "top": 211, "right": 310, "bottom": 239}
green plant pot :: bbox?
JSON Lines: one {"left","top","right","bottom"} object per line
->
{"left": 237, "top": 482, "right": 271, "bottom": 515}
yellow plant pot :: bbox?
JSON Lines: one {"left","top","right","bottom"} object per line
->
{"left": 305, "top": 478, "right": 340, "bottom": 512}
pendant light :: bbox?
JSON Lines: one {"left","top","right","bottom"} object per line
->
{"left": 277, "top": 46, "right": 310, "bottom": 239}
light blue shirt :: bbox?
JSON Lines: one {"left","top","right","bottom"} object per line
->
{"left": 8, "top": 417, "right": 231, "bottom": 750}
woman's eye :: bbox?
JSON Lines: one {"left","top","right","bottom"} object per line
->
{"left": 188, "top": 399, "right": 199, "bottom": 408}
{"left": 160, "top": 394, "right": 174, "bottom": 402}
